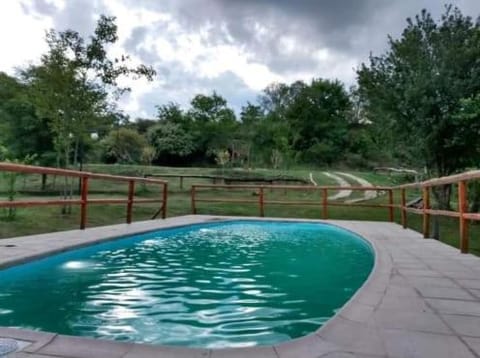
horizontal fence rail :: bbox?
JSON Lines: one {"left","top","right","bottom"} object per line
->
{"left": 191, "top": 184, "right": 395, "bottom": 222}
{"left": 0, "top": 163, "right": 168, "bottom": 230}
{"left": 3, "top": 163, "right": 480, "bottom": 254}
{"left": 192, "top": 170, "right": 480, "bottom": 255}
{"left": 394, "top": 170, "right": 480, "bottom": 254}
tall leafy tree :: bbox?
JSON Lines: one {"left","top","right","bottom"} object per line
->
{"left": 101, "top": 128, "right": 147, "bottom": 164}
{"left": 286, "top": 79, "right": 351, "bottom": 165}
{"left": 22, "top": 15, "right": 155, "bottom": 170}
{"left": 358, "top": 6, "right": 480, "bottom": 207}
{"left": 187, "top": 92, "right": 237, "bottom": 161}
{"left": 147, "top": 122, "right": 196, "bottom": 164}
{"left": 0, "top": 73, "right": 55, "bottom": 165}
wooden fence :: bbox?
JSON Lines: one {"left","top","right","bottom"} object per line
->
{"left": 396, "top": 170, "right": 480, "bottom": 254}
{"left": 2, "top": 163, "right": 480, "bottom": 254}
{"left": 191, "top": 184, "right": 394, "bottom": 221}
{"left": 0, "top": 163, "right": 168, "bottom": 229}
{"left": 192, "top": 170, "right": 480, "bottom": 254}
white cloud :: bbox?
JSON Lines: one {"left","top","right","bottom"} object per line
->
{"left": 0, "top": 1, "right": 52, "bottom": 74}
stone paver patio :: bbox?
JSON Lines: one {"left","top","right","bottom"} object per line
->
{"left": 1, "top": 215, "right": 480, "bottom": 358}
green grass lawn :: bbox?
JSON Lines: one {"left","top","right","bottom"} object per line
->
{"left": 0, "top": 164, "right": 478, "bottom": 256}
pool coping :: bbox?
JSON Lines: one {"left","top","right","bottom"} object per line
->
{"left": 1, "top": 215, "right": 480, "bottom": 358}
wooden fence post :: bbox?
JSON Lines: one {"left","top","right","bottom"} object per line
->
{"left": 401, "top": 188, "right": 407, "bottom": 228}
{"left": 422, "top": 186, "right": 430, "bottom": 238}
{"left": 259, "top": 186, "right": 265, "bottom": 217}
{"left": 322, "top": 188, "right": 328, "bottom": 219}
{"left": 126, "top": 180, "right": 135, "bottom": 224}
{"left": 458, "top": 181, "right": 469, "bottom": 253}
{"left": 162, "top": 182, "right": 168, "bottom": 219}
{"left": 80, "top": 176, "right": 89, "bottom": 230}
{"left": 191, "top": 186, "right": 197, "bottom": 214}
{"left": 388, "top": 189, "right": 394, "bottom": 222}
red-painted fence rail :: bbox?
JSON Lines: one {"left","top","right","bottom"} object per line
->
{"left": 3, "top": 163, "right": 480, "bottom": 254}
{"left": 192, "top": 170, "right": 480, "bottom": 254}
{"left": 191, "top": 184, "right": 394, "bottom": 221}
{"left": 0, "top": 163, "right": 168, "bottom": 229}
{"left": 395, "top": 169, "right": 480, "bottom": 254}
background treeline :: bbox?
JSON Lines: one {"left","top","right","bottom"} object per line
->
{"left": 0, "top": 72, "right": 374, "bottom": 169}
{"left": 2, "top": 6, "right": 480, "bottom": 191}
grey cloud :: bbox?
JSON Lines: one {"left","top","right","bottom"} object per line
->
{"left": 122, "top": 69, "right": 258, "bottom": 118}
{"left": 126, "top": 0, "right": 480, "bottom": 74}
{"left": 17, "top": 0, "right": 480, "bottom": 117}
{"left": 21, "top": 0, "right": 58, "bottom": 16}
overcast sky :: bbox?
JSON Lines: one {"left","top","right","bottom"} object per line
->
{"left": 1, "top": 0, "right": 480, "bottom": 119}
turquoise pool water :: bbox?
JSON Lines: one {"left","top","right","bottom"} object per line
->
{"left": 0, "top": 221, "right": 374, "bottom": 348}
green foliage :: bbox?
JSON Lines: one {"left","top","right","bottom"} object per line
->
{"left": 102, "top": 128, "right": 147, "bottom": 164}
{"left": 147, "top": 122, "right": 196, "bottom": 160}
{"left": 358, "top": 5, "right": 480, "bottom": 177}
{"left": 141, "top": 146, "right": 157, "bottom": 166}
{"left": 1, "top": 154, "right": 37, "bottom": 220}
{"left": 0, "top": 73, "right": 56, "bottom": 165}
{"left": 286, "top": 79, "right": 351, "bottom": 165}
{"left": 21, "top": 15, "right": 155, "bottom": 170}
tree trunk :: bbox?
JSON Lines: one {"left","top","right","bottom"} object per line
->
{"left": 41, "top": 174, "right": 47, "bottom": 191}
{"left": 468, "top": 181, "right": 480, "bottom": 213}
{"left": 432, "top": 184, "right": 452, "bottom": 210}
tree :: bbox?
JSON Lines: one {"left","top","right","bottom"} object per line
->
{"left": 0, "top": 73, "right": 55, "bottom": 165}
{"left": 147, "top": 122, "right": 196, "bottom": 164}
{"left": 285, "top": 79, "right": 351, "bottom": 165}
{"left": 101, "top": 128, "right": 147, "bottom": 164}
{"left": 141, "top": 146, "right": 156, "bottom": 166}
{"left": 157, "top": 102, "right": 188, "bottom": 126}
{"left": 357, "top": 6, "right": 480, "bottom": 207}
{"left": 22, "top": 15, "right": 155, "bottom": 171}
{"left": 187, "top": 92, "right": 238, "bottom": 161}
{"left": 454, "top": 94, "right": 480, "bottom": 212}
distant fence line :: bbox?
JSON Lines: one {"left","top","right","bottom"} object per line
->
{"left": 144, "top": 173, "right": 308, "bottom": 189}
{"left": 0, "top": 163, "right": 168, "bottom": 229}
{"left": 1, "top": 163, "right": 479, "bottom": 254}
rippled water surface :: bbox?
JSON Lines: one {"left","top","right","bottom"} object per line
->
{"left": 0, "top": 221, "right": 373, "bottom": 347}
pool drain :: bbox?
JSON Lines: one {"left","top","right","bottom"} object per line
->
{"left": 0, "top": 338, "right": 18, "bottom": 357}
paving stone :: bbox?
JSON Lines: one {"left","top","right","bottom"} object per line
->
{"left": 458, "top": 280, "right": 480, "bottom": 289}
{"left": 274, "top": 333, "right": 339, "bottom": 358}
{"left": 3, "top": 217, "right": 480, "bottom": 358}
{"left": 469, "top": 289, "right": 480, "bottom": 298}
{"left": 339, "top": 303, "right": 375, "bottom": 323}
{"left": 397, "top": 268, "right": 443, "bottom": 277}
{"left": 407, "top": 276, "right": 459, "bottom": 289}
{"left": 37, "top": 335, "right": 132, "bottom": 358}
{"left": 351, "top": 290, "right": 385, "bottom": 307}
{"left": 124, "top": 344, "right": 209, "bottom": 358}
{"left": 380, "top": 329, "right": 475, "bottom": 358}
{"left": 0, "top": 328, "right": 56, "bottom": 353}
{"left": 416, "top": 286, "right": 476, "bottom": 300}
{"left": 378, "top": 293, "right": 431, "bottom": 312}
{"left": 210, "top": 346, "right": 277, "bottom": 358}
{"left": 426, "top": 299, "right": 480, "bottom": 316}
{"left": 15, "top": 353, "right": 60, "bottom": 358}
{"left": 384, "top": 285, "right": 419, "bottom": 297}
{"left": 464, "top": 337, "right": 480, "bottom": 356}
{"left": 441, "top": 314, "right": 480, "bottom": 337}
{"left": 372, "top": 309, "right": 450, "bottom": 334}
{"left": 321, "top": 353, "right": 356, "bottom": 358}
{"left": 319, "top": 317, "right": 387, "bottom": 356}
{"left": 442, "top": 271, "right": 479, "bottom": 280}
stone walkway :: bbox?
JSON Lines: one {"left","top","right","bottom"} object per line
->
{"left": 0, "top": 216, "right": 480, "bottom": 357}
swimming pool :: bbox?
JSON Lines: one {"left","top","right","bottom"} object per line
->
{"left": 0, "top": 220, "right": 374, "bottom": 348}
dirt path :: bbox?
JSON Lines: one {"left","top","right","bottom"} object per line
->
{"left": 309, "top": 171, "right": 377, "bottom": 202}
{"left": 321, "top": 172, "right": 352, "bottom": 200}
{"left": 335, "top": 172, "right": 377, "bottom": 203}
